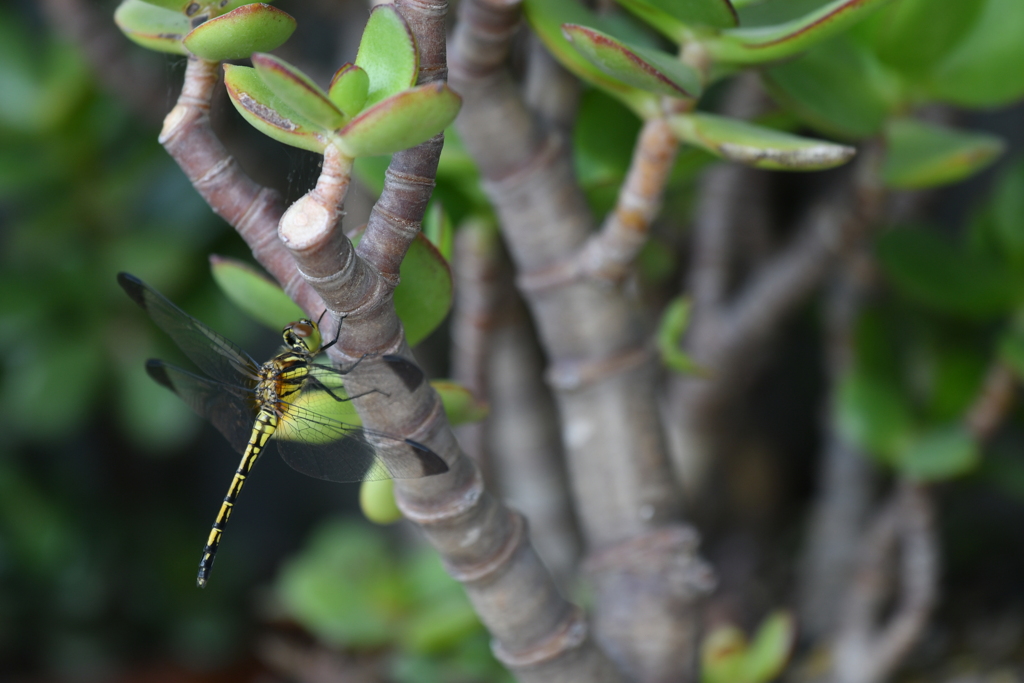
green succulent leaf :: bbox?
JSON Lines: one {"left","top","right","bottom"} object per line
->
{"left": 704, "top": 0, "right": 892, "bottom": 64}
{"left": 877, "top": 227, "right": 1022, "bottom": 317}
{"left": 209, "top": 255, "right": 302, "bottom": 330}
{"left": 355, "top": 4, "right": 418, "bottom": 108}
{"left": 432, "top": 380, "right": 489, "bottom": 426}
{"left": 400, "top": 599, "right": 481, "bottom": 654}
{"left": 422, "top": 201, "right": 454, "bottom": 263}
{"left": 523, "top": 0, "right": 660, "bottom": 118}
{"left": 182, "top": 3, "right": 295, "bottom": 61}
{"left": 657, "top": 297, "right": 706, "bottom": 375}
{"left": 998, "top": 327, "right": 1024, "bottom": 380}
{"left": 701, "top": 626, "right": 747, "bottom": 683}
{"left": 359, "top": 479, "right": 402, "bottom": 524}
{"left": 134, "top": 0, "right": 270, "bottom": 15}
{"left": 393, "top": 233, "right": 453, "bottom": 346}
{"left": 835, "top": 370, "right": 915, "bottom": 463}
{"left": 223, "top": 63, "right": 328, "bottom": 152}
{"left": 114, "top": 0, "right": 190, "bottom": 55}
{"left": 221, "top": 0, "right": 274, "bottom": 13}
{"left": 872, "top": 0, "right": 985, "bottom": 80}
{"left": 900, "top": 425, "right": 980, "bottom": 482}
{"left": 763, "top": 34, "right": 897, "bottom": 139}
{"left": 328, "top": 63, "right": 370, "bottom": 118}
{"left": 350, "top": 230, "right": 453, "bottom": 346}
{"left": 574, "top": 89, "right": 642, "bottom": 215}
{"left": 609, "top": 0, "right": 688, "bottom": 41}
{"left": 882, "top": 119, "right": 1004, "bottom": 190}
{"left": 276, "top": 521, "right": 400, "bottom": 647}
{"left": 929, "top": 0, "right": 1024, "bottom": 108}
{"left": 562, "top": 24, "right": 702, "bottom": 99}
{"left": 989, "top": 158, "right": 1024, "bottom": 267}
{"left": 133, "top": 0, "right": 201, "bottom": 13}
{"left": 616, "top": 0, "right": 737, "bottom": 31}
{"left": 742, "top": 611, "right": 796, "bottom": 683}
{"left": 669, "top": 112, "right": 855, "bottom": 170}
{"left": 337, "top": 83, "right": 461, "bottom": 158}
{"left": 251, "top": 53, "right": 346, "bottom": 131}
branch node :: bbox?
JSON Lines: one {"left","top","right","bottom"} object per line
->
{"left": 546, "top": 345, "right": 654, "bottom": 391}
{"left": 492, "top": 605, "right": 589, "bottom": 668}
{"left": 395, "top": 464, "right": 486, "bottom": 524}
{"left": 444, "top": 510, "right": 527, "bottom": 583}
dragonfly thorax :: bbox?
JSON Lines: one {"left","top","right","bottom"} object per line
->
{"left": 258, "top": 352, "right": 312, "bottom": 412}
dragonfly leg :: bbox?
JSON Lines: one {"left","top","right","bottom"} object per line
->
{"left": 318, "top": 313, "right": 344, "bottom": 352}
{"left": 197, "top": 410, "right": 276, "bottom": 588}
{"left": 305, "top": 375, "right": 387, "bottom": 403}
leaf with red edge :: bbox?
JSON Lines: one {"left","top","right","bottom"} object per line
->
{"left": 224, "top": 64, "right": 328, "bottom": 152}
{"left": 704, "top": 0, "right": 892, "bottom": 64}
{"left": 328, "top": 63, "right": 370, "bottom": 118}
{"left": 337, "top": 83, "right": 461, "bottom": 158}
{"left": 183, "top": 4, "right": 295, "bottom": 61}
{"left": 882, "top": 119, "right": 1004, "bottom": 189}
{"left": 252, "top": 53, "right": 346, "bottom": 131}
{"left": 615, "top": 0, "right": 737, "bottom": 32}
{"left": 563, "top": 24, "right": 702, "bottom": 99}
{"left": 669, "top": 112, "right": 855, "bottom": 170}
{"left": 354, "top": 4, "right": 418, "bottom": 108}
{"left": 523, "top": 0, "right": 660, "bottom": 118}
{"left": 135, "top": 0, "right": 276, "bottom": 15}
{"left": 134, "top": 0, "right": 201, "bottom": 13}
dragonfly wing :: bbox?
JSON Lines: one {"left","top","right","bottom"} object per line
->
{"left": 119, "top": 273, "right": 260, "bottom": 387}
{"left": 273, "top": 396, "right": 448, "bottom": 483}
{"left": 146, "top": 359, "right": 256, "bottom": 455}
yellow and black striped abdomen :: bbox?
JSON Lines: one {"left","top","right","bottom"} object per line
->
{"left": 196, "top": 408, "right": 279, "bottom": 588}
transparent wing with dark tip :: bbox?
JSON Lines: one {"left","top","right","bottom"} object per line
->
{"left": 146, "top": 359, "right": 258, "bottom": 455}
{"left": 272, "top": 386, "right": 448, "bottom": 483}
{"left": 119, "top": 272, "right": 261, "bottom": 387}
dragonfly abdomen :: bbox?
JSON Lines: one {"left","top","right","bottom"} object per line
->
{"left": 197, "top": 408, "right": 278, "bottom": 588}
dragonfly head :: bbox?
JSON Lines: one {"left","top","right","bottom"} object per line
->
{"left": 283, "top": 319, "right": 323, "bottom": 354}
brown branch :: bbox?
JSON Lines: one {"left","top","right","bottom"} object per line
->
{"left": 452, "top": 1, "right": 712, "bottom": 680}
{"left": 283, "top": 198, "right": 621, "bottom": 683}
{"left": 451, "top": 219, "right": 504, "bottom": 467}
{"left": 832, "top": 481, "right": 938, "bottom": 683}
{"left": 157, "top": 57, "right": 327, "bottom": 313}
{"left": 147, "top": 6, "right": 611, "bottom": 680}
{"left": 359, "top": 0, "right": 448, "bottom": 278}
{"left": 965, "top": 360, "right": 1017, "bottom": 442}
{"left": 451, "top": 221, "right": 584, "bottom": 586}
{"left": 579, "top": 118, "right": 681, "bottom": 282}
{"left": 489, "top": 304, "right": 584, "bottom": 588}
{"left": 719, "top": 196, "right": 855, "bottom": 357}
{"left": 686, "top": 163, "right": 752, "bottom": 350}
{"left": 524, "top": 34, "right": 581, "bottom": 133}
{"left": 798, "top": 252, "right": 878, "bottom": 640}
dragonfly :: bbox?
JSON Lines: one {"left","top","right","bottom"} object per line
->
{"left": 117, "top": 273, "right": 448, "bottom": 587}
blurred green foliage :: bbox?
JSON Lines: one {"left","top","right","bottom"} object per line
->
{"left": 701, "top": 611, "right": 795, "bottom": 683}
{"left": 0, "top": 5, "right": 267, "bottom": 677}
{"left": 275, "top": 519, "right": 512, "bottom": 683}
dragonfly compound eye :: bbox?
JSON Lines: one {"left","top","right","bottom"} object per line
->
{"left": 283, "top": 319, "right": 322, "bottom": 352}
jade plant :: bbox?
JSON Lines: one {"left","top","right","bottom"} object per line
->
{"left": 69, "top": 0, "right": 1024, "bottom": 682}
